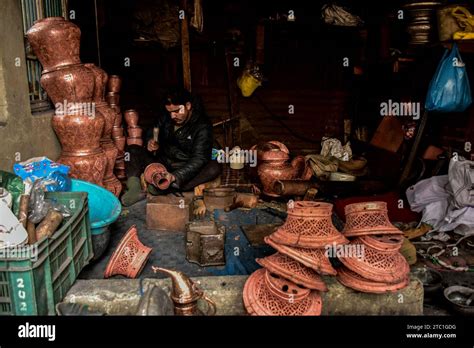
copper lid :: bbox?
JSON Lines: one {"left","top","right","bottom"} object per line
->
{"left": 337, "top": 267, "right": 410, "bottom": 294}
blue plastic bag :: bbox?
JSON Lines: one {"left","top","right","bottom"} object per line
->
{"left": 425, "top": 44, "right": 472, "bottom": 112}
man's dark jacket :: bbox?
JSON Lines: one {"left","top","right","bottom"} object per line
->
{"left": 148, "top": 97, "right": 213, "bottom": 188}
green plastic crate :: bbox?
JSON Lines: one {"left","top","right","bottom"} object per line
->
{"left": 0, "top": 191, "right": 93, "bottom": 315}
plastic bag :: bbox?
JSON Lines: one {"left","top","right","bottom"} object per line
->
{"left": 0, "top": 170, "right": 25, "bottom": 216}
{"left": 13, "top": 157, "right": 70, "bottom": 194}
{"left": 425, "top": 44, "right": 472, "bottom": 112}
{"left": 28, "top": 179, "right": 72, "bottom": 224}
{"left": 237, "top": 61, "right": 263, "bottom": 97}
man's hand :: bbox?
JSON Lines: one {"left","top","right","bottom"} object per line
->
{"left": 147, "top": 139, "right": 159, "bottom": 152}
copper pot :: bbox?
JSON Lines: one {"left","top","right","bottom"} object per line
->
{"left": 106, "top": 92, "right": 120, "bottom": 106}
{"left": 52, "top": 110, "right": 104, "bottom": 153}
{"left": 127, "top": 127, "right": 143, "bottom": 138}
{"left": 40, "top": 64, "right": 95, "bottom": 105}
{"left": 127, "top": 137, "right": 143, "bottom": 147}
{"left": 114, "top": 136, "right": 126, "bottom": 152}
{"left": 26, "top": 17, "right": 81, "bottom": 72}
{"left": 112, "top": 126, "right": 124, "bottom": 138}
{"left": 104, "top": 225, "right": 152, "bottom": 278}
{"left": 144, "top": 163, "right": 171, "bottom": 190}
{"left": 58, "top": 149, "right": 106, "bottom": 186}
{"left": 107, "top": 75, "right": 122, "bottom": 93}
{"left": 85, "top": 63, "right": 107, "bottom": 103}
{"left": 258, "top": 149, "right": 306, "bottom": 197}
{"left": 114, "top": 158, "right": 126, "bottom": 170}
{"left": 124, "top": 109, "right": 139, "bottom": 127}
{"left": 96, "top": 103, "right": 117, "bottom": 139}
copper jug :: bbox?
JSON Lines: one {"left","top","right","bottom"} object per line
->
{"left": 257, "top": 149, "right": 306, "bottom": 197}
{"left": 152, "top": 266, "right": 216, "bottom": 316}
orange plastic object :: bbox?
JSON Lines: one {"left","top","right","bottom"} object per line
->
{"left": 342, "top": 201, "right": 403, "bottom": 237}
{"left": 264, "top": 236, "right": 337, "bottom": 275}
{"left": 270, "top": 201, "right": 348, "bottom": 248}
{"left": 338, "top": 238, "right": 410, "bottom": 283}
{"left": 243, "top": 269, "right": 322, "bottom": 316}
{"left": 336, "top": 267, "right": 410, "bottom": 294}
{"left": 104, "top": 225, "right": 152, "bottom": 278}
{"left": 256, "top": 252, "right": 328, "bottom": 291}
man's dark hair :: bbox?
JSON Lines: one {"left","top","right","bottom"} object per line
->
{"left": 163, "top": 87, "right": 192, "bottom": 105}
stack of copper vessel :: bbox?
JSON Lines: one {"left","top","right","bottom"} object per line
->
{"left": 124, "top": 109, "right": 144, "bottom": 147}
{"left": 26, "top": 17, "right": 121, "bottom": 196}
{"left": 336, "top": 202, "right": 410, "bottom": 293}
{"left": 243, "top": 201, "right": 348, "bottom": 316}
{"left": 106, "top": 77, "right": 127, "bottom": 184}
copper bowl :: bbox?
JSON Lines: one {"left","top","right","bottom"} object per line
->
{"left": 106, "top": 92, "right": 120, "bottom": 106}
{"left": 203, "top": 187, "right": 236, "bottom": 212}
{"left": 104, "top": 225, "right": 152, "bottom": 278}
{"left": 107, "top": 75, "right": 122, "bottom": 93}
{"left": 124, "top": 109, "right": 139, "bottom": 127}
{"left": 243, "top": 269, "right": 322, "bottom": 316}
{"left": 127, "top": 127, "right": 143, "bottom": 138}
{"left": 112, "top": 126, "right": 124, "bottom": 138}
{"left": 127, "top": 137, "right": 143, "bottom": 146}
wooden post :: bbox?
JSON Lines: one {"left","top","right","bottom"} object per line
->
{"left": 180, "top": 0, "right": 191, "bottom": 92}
{"left": 399, "top": 110, "right": 429, "bottom": 187}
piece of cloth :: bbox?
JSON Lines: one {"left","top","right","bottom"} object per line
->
{"left": 144, "top": 96, "right": 214, "bottom": 188}
{"left": 320, "top": 137, "right": 352, "bottom": 161}
{"left": 125, "top": 144, "right": 220, "bottom": 192}
{"left": 406, "top": 158, "right": 474, "bottom": 233}
{"left": 305, "top": 154, "right": 338, "bottom": 180}
{"left": 121, "top": 176, "right": 144, "bottom": 207}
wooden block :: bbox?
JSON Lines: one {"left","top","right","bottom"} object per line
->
{"left": 146, "top": 192, "right": 193, "bottom": 232}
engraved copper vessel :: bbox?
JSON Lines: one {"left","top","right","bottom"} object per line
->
{"left": 104, "top": 225, "right": 152, "bottom": 278}
{"left": 40, "top": 63, "right": 95, "bottom": 105}
{"left": 342, "top": 201, "right": 403, "bottom": 237}
{"left": 256, "top": 253, "right": 328, "bottom": 291}
{"left": 114, "top": 111, "right": 123, "bottom": 127}
{"left": 114, "top": 136, "right": 126, "bottom": 152}
{"left": 243, "top": 269, "right": 322, "bottom": 316}
{"left": 152, "top": 266, "right": 216, "bottom": 316}
{"left": 96, "top": 102, "right": 117, "bottom": 139}
{"left": 85, "top": 63, "right": 107, "bottom": 103}
{"left": 124, "top": 109, "right": 139, "bottom": 127}
{"left": 264, "top": 236, "right": 337, "bottom": 276}
{"left": 258, "top": 148, "right": 306, "bottom": 197}
{"left": 58, "top": 149, "right": 107, "bottom": 186}
{"left": 337, "top": 267, "right": 410, "bottom": 294}
{"left": 338, "top": 238, "right": 410, "bottom": 283}
{"left": 52, "top": 109, "right": 104, "bottom": 153}
{"left": 106, "top": 92, "right": 120, "bottom": 106}
{"left": 112, "top": 126, "right": 124, "bottom": 138}
{"left": 102, "top": 141, "right": 122, "bottom": 196}
{"left": 127, "top": 127, "right": 143, "bottom": 138}
{"left": 144, "top": 163, "right": 171, "bottom": 190}
{"left": 107, "top": 75, "right": 122, "bottom": 93}
{"left": 26, "top": 17, "right": 81, "bottom": 72}
{"left": 127, "top": 137, "right": 144, "bottom": 147}
{"left": 269, "top": 201, "right": 348, "bottom": 248}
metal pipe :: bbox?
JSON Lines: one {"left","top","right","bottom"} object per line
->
{"left": 272, "top": 180, "right": 318, "bottom": 196}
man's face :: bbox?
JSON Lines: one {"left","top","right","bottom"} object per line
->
{"left": 166, "top": 102, "right": 192, "bottom": 126}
